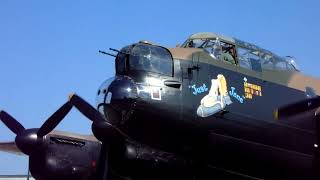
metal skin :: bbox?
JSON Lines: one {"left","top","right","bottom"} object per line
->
{"left": 0, "top": 102, "right": 104, "bottom": 180}
{"left": 29, "top": 135, "right": 101, "bottom": 180}
{"left": 93, "top": 41, "right": 320, "bottom": 179}
{"left": 1, "top": 33, "right": 320, "bottom": 179}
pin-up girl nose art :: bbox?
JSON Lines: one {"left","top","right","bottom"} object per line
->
{"left": 197, "top": 74, "right": 232, "bottom": 117}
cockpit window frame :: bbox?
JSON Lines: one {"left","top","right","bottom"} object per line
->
{"left": 129, "top": 44, "right": 174, "bottom": 77}
{"left": 183, "top": 38, "right": 238, "bottom": 65}
{"left": 236, "top": 45, "right": 299, "bottom": 72}
{"left": 182, "top": 32, "right": 300, "bottom": 72}
{"left": 236, "top": 46, "right": 263, "bottom": 72}
{"left": 115, "top": 46, "right": 130, "bottom": 75}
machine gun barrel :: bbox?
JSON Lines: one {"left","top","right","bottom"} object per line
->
{"left": 98, "top": 50, "right": 116, "bottom": 57}
{"left": 109, "top": 48, "right": 120, "bottom": 53}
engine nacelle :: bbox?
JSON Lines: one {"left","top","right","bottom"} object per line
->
{"left": 29, "top": 135, "right": 101, "bottom": 180}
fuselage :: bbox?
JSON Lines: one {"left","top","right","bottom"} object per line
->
{"left": 96, "top": 36, "right": 320, "bottom": 179}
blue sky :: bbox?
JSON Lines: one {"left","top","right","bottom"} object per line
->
{"left": 1, "top": 0, "right": 320, "bottom": 174}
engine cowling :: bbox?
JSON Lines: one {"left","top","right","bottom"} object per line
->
{"left": 29, "top": 134, "right": 101, "bottom": 180}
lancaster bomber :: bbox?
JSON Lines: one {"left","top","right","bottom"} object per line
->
{"left": 1, "top": 32, "right": 320, "bottom": 180}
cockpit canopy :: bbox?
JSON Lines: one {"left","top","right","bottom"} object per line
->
{"left": 285, "top": 56, "right": 300, "bottom": 71}
{"left": 181, "top": 32, "right": 300, "bottom": 72}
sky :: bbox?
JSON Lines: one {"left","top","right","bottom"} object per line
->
{"left": 0, "top": 0, "right": 320, "bottom": 175}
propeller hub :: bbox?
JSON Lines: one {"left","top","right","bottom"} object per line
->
{"left": 15, "top": 128, "right": 42, "bottom": 155}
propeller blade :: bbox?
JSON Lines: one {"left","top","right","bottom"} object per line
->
{"left": 275, "top": 96, "right": 320, "bottom": 119}
{"left": 37, "top": 102, "right": 73, "bottom": 137}
{"left": 0, "top": 141, "right": 22, "bottom": 155}
{"left": 69, "top": 93, "right": 128, "bottom": 139}
{"left": 0, "top": 110, "right": 25, "bottom": 135}
{"left": 68, "top": 94, "right": 105, "bottom": 122}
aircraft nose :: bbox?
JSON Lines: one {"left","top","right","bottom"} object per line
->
{"left": 96, "top": 76, "right": 138, "bottom": 125}
{"left": 96, "top": 77, "right": 115, "bottom": 110}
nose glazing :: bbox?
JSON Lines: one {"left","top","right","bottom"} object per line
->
{"left": 96, "top": 76, "right": 137, "bottom": 125}
{"left": 96, "top": 77, "right": 115, "bottom": 108}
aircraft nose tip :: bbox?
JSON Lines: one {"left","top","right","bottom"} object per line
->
{"left": 96, "top": 76, "right": 138, "bottom": 106}
{"left": 96, "top": 77, "right": 116, "bottom": 108}
{"left": 96, "top": 76, "right": 138, "bottom": 126}
{"left": 107, "top": 77, "right": 138, "bottom": 101}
